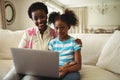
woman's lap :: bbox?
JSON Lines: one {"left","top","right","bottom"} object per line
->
{"left": 3, "top": 67, "right": 80, "bottom": 80}
{"left": 41, "top": 72, "right": 80, "bottom": 80}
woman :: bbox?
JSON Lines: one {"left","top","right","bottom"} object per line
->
{"left": 3, "top": 2, "right": 82, "bottom": 80}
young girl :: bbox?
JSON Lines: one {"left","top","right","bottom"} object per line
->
{"left": 48, "top": 9, "right": 82, "bottom": 80}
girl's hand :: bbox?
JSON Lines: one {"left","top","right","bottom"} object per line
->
{"left": 59, "top": 62, "right": 76, "bottom": 77}
{"left": 59, "top": 66, "right": 68, "bottom": 78}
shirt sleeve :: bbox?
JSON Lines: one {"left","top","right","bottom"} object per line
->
{"left": 48, "top": 40, "right": 53, "bottom": 50}
{"left": 18, "top": 31, "right": 28, "bottom": 48}
{"left": 73, "top": 41, "right": 81, "bottom": 52}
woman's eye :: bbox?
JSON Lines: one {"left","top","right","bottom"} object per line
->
{"left": 34, "top": 17, "right": 38, "bottom": 20}
{"left": 61, "top": 27, "right": 64, "bottom": 30}
{"left": 40, "top": 15, "right": 45, "bottom": 19}
{"left": 34, "top": 15, "right": 46, "bottom": 20}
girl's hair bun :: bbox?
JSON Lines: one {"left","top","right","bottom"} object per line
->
{"left": 48, "top": 12, "right": 60, "bottom": 24}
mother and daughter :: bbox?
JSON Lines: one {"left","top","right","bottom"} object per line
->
{"left": 3, "top": 2, "right": 82, "bottom": 80}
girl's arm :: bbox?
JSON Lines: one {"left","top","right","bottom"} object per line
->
{"left": 64, "top": 49, "right": 81, "bottom": 72}
{"left": 59, "top": 49, "right": 82, "bottom": 77}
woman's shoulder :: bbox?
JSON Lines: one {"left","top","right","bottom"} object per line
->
{"left": 25, "top": 27, "right": 38, "bottom": 36}
{"left": 50, "top": 28, "right": 57, "bottom": 39}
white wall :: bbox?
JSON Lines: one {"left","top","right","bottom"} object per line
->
{"left": 0, "top": 9, "right": 2, "bottom": 29}
{"left": 6, "top": 0, "right": 59, "bottom": 30}
{"left": 88, "top": 4, "right": 120, "bottom": 30}
{"left": 5, "top": 0, "right": 120, "bottom": 31}
{"left": 0, "top": 1, "right": 2, "bottom": 29}
{"left": 6, "top": 0, "right": 39, "bottom": 30}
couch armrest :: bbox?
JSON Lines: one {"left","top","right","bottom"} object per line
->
{"left": 3, "top": 67, "right": 22, "bottom": 80}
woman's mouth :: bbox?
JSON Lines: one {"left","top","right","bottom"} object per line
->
{"left": 38, "top": 23, "right": 44, "bottom": 27}
{"left": 37, "top": 23, "right": 44, "bottom": 30}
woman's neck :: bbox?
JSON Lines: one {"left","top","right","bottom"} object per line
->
{"left": 39, "top": 25, "right": 47, "bottom": 38}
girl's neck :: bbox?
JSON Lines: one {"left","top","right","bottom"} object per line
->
{"left": 59, "top": 34, "right": 70, "bottom": 42}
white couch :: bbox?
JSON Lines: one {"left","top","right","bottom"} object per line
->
{"left": 0, "top": 29, "right": 120, "bottom": 80}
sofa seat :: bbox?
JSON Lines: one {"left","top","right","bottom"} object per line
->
{"left": 0, "top": 29, "right": 24, "bottom": 80}
{"left": 0, "top": 60, "right": 13, "bottom": 79}
{"left": 81, "top": 65, "right": 120, "bottom": 80}
{"left": 0, "top": 29, "right": 120, "bottom": 80}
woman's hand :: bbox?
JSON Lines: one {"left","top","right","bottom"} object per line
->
{"left": 75, "top": 38, "right": 82, "bottom": 47}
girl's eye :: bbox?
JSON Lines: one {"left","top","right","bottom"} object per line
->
{"left": 60, "top": 27, "right": 64, "bottom": 30}
{"left": 55, "top": 27, "right": 65, "bottom": 31}
{"left": 55, "top": 27, "right": 58, "bottom": 30}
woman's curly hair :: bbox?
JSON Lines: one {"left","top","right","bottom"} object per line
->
{"left": 28, "top": 2, "right": 48, "bottom": 19}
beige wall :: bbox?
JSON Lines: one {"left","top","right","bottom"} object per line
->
{"left": 0, "top": 7, "right": 2, "bottom": 29}
{"left": 87, "top": 4, "right": 120, "bottom": 30}
{"left": 6, "top": 0, "right": 39, "bottom": 30}
{"left": 6, "top": 0, "right": 60, "bottom": 30}
{"left": 0, "top": 0, "right": 6, "bottom": 29}
{"left": 3, "top": 0, "right": 120, "bottom": 31}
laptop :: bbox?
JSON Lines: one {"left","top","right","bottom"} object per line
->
{"left": 10, "top": 48, "right": 59, "bottom": 78}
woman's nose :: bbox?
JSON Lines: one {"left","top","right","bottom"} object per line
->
{"left": 37, "top": 18, "right": 41, "bottom": 22}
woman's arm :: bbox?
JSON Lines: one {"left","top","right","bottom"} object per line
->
{"left": 18, "top": 32, "right": 27, "bottom": 48}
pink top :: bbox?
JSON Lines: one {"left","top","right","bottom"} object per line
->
{"left": 18, "top": 26, "right": 56, "bottom": 50}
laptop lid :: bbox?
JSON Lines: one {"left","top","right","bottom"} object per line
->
{"left": 11, "top": 48, "right": 59, "bottom": 78}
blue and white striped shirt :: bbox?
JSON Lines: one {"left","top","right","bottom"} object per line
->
{"left": 48, "top": 37, "right": 80, "bottom": 66}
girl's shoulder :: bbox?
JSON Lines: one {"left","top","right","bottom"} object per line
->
{"left": 50, "top": 37, "right": 58, "bottom": 43}
{"left": 69, "top": 36, "right": 76, "bottom": 42}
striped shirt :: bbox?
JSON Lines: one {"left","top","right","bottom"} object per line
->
{"left": 48, "top": 37, "right": 80, "bottom": 66}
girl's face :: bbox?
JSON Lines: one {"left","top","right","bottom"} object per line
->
{"left": 32, "top": 9, "right": 47, "bottom": 31}
{"left": 54, "top": 20, "right": 70, "bottom": 41}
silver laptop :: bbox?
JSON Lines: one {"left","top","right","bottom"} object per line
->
{"left": 11, "top": 48, "right": 59, "bottom": 78}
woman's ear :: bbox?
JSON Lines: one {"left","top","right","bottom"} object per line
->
{"left": 68, "top": 26, "right": 71, "bottom": 29}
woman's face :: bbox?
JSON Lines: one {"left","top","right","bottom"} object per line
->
{"left": 55, "top": 20, "right": 69, "bottom": 41}
{"left": 31, "top": 9, "right": 47, "bottom": 31}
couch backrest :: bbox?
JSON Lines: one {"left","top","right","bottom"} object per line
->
{"left": 0, "top": 30, "right": 24, "bottom": 60}
{"left": 69, "top": 34, "right": 112, "bottom": 65}
{"left": 0, "top": 29, "right": 112, "bottom": 65}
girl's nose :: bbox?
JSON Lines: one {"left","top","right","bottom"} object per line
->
{"left": 57, "top": 28, "right": 61, "bottom": 33}
{"left": 57, "top": 28, "right": 63, "bottom": 34}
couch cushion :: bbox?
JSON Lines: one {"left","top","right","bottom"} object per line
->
{"left": 96, "top": 31, "right": 120, "bottom": 74}
{"left": 0, "top": 30, "right": 24, "bottom": 60}
{"left": 69, "top": 34, "right": 111, "bottom": 65}
{"left": 80, "top": 65, "right": 120, "bottom": 80}
{"left": 0, "top": 60, "right": 13, "bottom": 80}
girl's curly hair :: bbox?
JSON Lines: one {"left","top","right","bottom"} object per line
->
{"left": 48, "top": 9, "right": 78, "bottom": 27}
